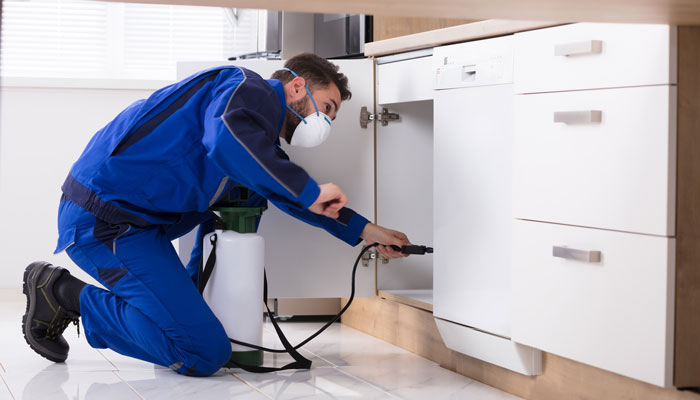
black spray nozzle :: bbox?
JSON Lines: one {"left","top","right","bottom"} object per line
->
{"left": 390, "top": 245, "right": 433, "bottom": 255}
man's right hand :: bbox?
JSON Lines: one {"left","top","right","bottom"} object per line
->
{"left": 360, "top": 223, "right": 412, "bottom": 259}
{"left": 308, "top": 183, "right": 347, "bottom": 219}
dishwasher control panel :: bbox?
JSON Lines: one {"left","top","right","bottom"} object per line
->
{"left": 433, "top": 35, "right": 514, "bottom": 90}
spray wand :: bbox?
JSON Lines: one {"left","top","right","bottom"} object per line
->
{"left": 390, "top": 244, "right": 433, "bottom": 255}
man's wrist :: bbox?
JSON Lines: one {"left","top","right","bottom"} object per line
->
{"left": 360, "top": 222, "right": 374, "bottom": 240}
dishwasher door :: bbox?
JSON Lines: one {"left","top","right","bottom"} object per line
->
{"left": 433, "top": 82, "right": 514, "bottom": 338}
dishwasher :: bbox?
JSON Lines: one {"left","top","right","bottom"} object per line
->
{"left": 432, "top": 35, "right": 541, "bottom": 376}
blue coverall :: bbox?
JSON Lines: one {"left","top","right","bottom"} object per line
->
{"left": 54, "top": 66, "right": 370, "bottom": 376}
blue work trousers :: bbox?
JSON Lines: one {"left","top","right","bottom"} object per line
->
{"left": 56, "top": 200, "right": 229, "bottom": 376}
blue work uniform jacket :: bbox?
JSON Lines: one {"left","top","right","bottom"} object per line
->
{"left": 59, "top": 66, "right": 370, "bottom": 247}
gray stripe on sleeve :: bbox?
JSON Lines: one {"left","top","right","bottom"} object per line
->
{"left": 209, "top": 176, "right": 230, "bottom": 207}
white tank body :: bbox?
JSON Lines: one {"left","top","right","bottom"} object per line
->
{"left": 202, "top": 229, "right": 264, "bottom": 353}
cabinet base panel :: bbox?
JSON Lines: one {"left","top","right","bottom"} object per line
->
{"left": 266, "top": 298, "right": 340, "bottom": 316}
{"left": 340, "top": 296, "right": 699, "bottom": 400}
{"left": 435, "top": 318, "right": 541, "bottom": 376}
{"left": 378, "top": 289, "right": 432, "bottom": 312}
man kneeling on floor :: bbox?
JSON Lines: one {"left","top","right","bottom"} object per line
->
{"left": 22, "top": 53, "right": 410, "bottom": 376}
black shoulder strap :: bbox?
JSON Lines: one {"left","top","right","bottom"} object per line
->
{"left": 197, "top": 234, "right": 217, "bottom": 294}
{"left": 199, "top": 233, "right": 312, "bottom": 372}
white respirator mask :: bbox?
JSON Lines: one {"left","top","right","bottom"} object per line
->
{"left": 283, "top": 68, "right": 332, "bottom": 148}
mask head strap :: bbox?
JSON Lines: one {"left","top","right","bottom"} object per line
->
{"left": 286, "top": 103, "right": 307, "bottom": 125}
{"left": 283, "top": 67, "right": 320, "bottom": 117}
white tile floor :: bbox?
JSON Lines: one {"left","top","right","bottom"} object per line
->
{"left": 0, "top": 289, "right": 522, "bottom": 399}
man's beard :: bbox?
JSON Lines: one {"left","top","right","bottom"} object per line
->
{"left": 283, "top": 97, "right": 310, "bottom": 144}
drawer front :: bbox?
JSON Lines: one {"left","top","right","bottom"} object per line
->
{"left": 514, "top": 23, "right": 676, "bottom": 94}
{"left": 513, "top": 85, "right": 676, "bottom": 236}
{"left": 511, "top": 220, "right": 675, "bottom": 387}
{"left": 377, "top": 56, "right": 433, "bottom": 104}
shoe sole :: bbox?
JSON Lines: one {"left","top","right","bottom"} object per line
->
{"left": 22, "top": 261, "right": 67, "bottom": 363}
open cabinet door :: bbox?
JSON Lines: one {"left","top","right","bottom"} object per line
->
{"left": 177, "top": 59, "right": 376, "bottom": 298}
{"left": 373, "top": 54, "right": 434, "bottom": 295}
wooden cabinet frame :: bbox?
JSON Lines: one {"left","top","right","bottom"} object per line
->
{"left": 674, "top": 25, "right": 700, "bottom": 389}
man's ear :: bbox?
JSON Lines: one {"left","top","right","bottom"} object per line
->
{"left": 286, "top": 77, "right": 307, "bottom": 102}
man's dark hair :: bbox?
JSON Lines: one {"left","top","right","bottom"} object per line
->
{"left": 271, "top": 53, "right": 352, "bottom": 101}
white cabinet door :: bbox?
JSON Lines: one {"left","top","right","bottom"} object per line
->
{"left": 511, "top": 219, "right": 675, "bottom": 387}
{"left": 433, "top": 83, "right": 514, "bottom": 338}
{"left": 375, "top": 100, "right": 434, "bottom": 291}
{"left": 177, "top": 59, "right": 376, "bottom": 298}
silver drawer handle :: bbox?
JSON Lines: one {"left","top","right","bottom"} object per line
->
{"left": 553, "top": 246, "right": 601, "bottom": 263}
{"left": 553, "top": 110, "right": 602, "bottom": 124}
{"left": 554, "top": 40, "right": 603, "bottom": 57}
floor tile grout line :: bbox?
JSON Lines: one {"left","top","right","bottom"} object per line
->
{"left": 96, "top": 349, "right": 120, "bottom": 371}
{"left": 228, "top": 371, "right": 274, "bottom": 399}
{"left": 300, "top": 347, "right": 341, "bottom": 368}
{"left": 111, "top": 370, "right": 146, "bottom": 400}
{"left": 0, "top": 372, "right": 15, "bottom": 400}
{"left": 332, "top": 366, "right": 405, "bottom": 400}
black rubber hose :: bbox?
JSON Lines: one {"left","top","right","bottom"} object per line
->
{"left": 239, "top": 243, "right": 379, "bottom": 353}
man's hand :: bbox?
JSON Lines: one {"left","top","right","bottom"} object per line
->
{"left": 360, "top": 223, "right": 411, "bottom": 259}
{"left": 308, "top": 183, "right": 347, "bottom": 219}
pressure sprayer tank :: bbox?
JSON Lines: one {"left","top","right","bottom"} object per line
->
{"left": 202, "top": 202, "right": 266, "bottom": 367}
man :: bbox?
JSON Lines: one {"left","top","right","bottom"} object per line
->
{"left": 21, "top": 53, "right": 411, "bottom": 377}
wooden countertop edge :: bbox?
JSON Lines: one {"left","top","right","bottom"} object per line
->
{"left": 365, "top": 19, "right": 564, "bottom": 57}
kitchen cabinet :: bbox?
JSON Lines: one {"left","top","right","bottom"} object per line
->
{"left": 379, "top": 22, "right": 697, "bottom": 389}
{"left": 177, "top": 21, "right": 700, "bottom": 390}
{"left": 511, "top": 23, "right": 681, "bottom": 388}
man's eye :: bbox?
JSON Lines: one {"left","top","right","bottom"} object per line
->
{"left": 325, "top": 105, "right": 331, "bottom": 112}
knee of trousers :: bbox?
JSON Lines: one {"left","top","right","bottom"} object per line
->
{"left": 178, "top": 322, "right": 232, "bottom": 377}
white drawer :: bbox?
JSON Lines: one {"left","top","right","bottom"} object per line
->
{"left": 514, "top": 23, "right": 676, "bottom": 94}
{"left": 377, "top": 56, "right": 433, "bottom": 104}
{"left": 511, "top": 220, "right": 675, "bottom": 387}
{"left": 513, "top": 85, "right": 676, "bottom": 236}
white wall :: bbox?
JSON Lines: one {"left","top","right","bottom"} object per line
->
{"left": 0, "top": 80, "right": 165, "bottom": 288}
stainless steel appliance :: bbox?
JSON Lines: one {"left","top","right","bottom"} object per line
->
{"left": 314, "top": 14, "right": 372, "bottom": 59}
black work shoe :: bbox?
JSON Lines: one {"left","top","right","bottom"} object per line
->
{"left": 22, "top": 262, "right": 80, "bottom": 363}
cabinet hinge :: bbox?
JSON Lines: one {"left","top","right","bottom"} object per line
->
{"left": 360, "top": 107, "right": 400, "bottom": 128}
{"left": 361, "top": 249, "right": 390, "bottom": 267}
{"left": 361, "top": 249, "right": 376, "bottom": 267}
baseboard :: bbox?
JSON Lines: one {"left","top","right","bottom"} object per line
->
{"left": 266, "top": 297, "right": 341, "bottom": 316}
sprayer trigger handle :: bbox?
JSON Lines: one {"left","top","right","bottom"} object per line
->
{"left": 389, "top": 244, "right": 433, "bottom": 255}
